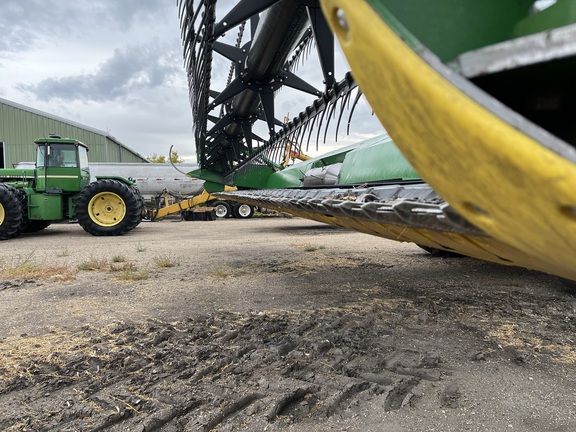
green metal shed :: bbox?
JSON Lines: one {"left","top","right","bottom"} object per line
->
{"left": 0, "top": 97, "right": 149, "bottom": 168}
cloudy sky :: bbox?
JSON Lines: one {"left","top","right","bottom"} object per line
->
{"left": 0, "top": 0, "right": 384, "bottom": 163}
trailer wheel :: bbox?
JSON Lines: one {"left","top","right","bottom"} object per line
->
{"left": 212, "top": 200, "right": 231, "bottom": 218}
{"left": 0, "top": 184, "right": 23, "bottom": 240}
{"left": 233, "top": 203, "right": 254, "bottom": 219}
{"left": 76, "top": 179, "right": 141, "bottom": 236}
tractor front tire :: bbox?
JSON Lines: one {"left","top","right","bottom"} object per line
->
{"left": 0, "top": 184, "right": 23, "bottom": 240}
{"left": 76, "top": 179, "right": 141, "bottom": 236}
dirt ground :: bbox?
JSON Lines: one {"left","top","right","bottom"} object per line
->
{"left": 0, "top": 215, "right": 575, "bottom": 432}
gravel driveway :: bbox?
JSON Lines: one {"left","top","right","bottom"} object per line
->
{"left": 0, "top": 216, "right": 575, "bottom": 431}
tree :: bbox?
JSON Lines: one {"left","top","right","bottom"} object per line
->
{"left": 147, "top": 150, "right": 185, "bottom": 163}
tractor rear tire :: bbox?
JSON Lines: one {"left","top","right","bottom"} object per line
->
{"left": 212, "top": 200, "right": 231, "bottom": 218}
{"left": 0, "top": 184, "right": 23, "bottom": 240}
{"left": 76, "top": 179, "right": 141, "bottom": 236}
{"left": 232, "top": 203, "right": 254, "bottom": 219}
{"left": 23, "top": 220, "right": 52, "bottom": 233}
{"left": 131, "top": 187, "right": 146, "bottom": 228}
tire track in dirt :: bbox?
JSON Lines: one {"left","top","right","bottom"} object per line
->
{"left": 1, "top": 220, "right": 575, "bottom": 431}
{"left": 0, "top": 303, "right": 451, "bottom": 431}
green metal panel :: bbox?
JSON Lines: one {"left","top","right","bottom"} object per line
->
{"left": 231, "top": 135, "right": 420, "bottom": 189}
{"left": 0, "top": 99, "right": 148, "bottom": 167}
{"left": 338, "top": 136, "right": 419, "bottom": 183}
{"left": 513, "top": 1, "right": 576, "bottom": 37}
{"left": 367, "top": 0, "right": 535, "bottom": 62}
{"left": 35, "top": 168, "right": 83, "bottom": 193}
{"left": 28, "top": 193, "right": 63, "bottom": 220}
{"left": 233, "top": 165, "right": 277, "bottom": 189}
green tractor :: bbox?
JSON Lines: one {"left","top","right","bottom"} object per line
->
{"left": 0, "top": 135, "right": 144, "bottom": 240}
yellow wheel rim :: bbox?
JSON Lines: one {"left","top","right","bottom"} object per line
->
{"left": 88, "top": 192, "right": 126, "bottom": 227}
{"left": 0, "top": 203, "right": 5, "bottom": 225}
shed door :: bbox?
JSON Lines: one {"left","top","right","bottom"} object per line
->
{"left": 0, "top": 142, "right": 4, "bottom": 168}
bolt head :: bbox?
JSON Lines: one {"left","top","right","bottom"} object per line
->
{"left": 336, "top": 9, "right": 349, "bottom": 32}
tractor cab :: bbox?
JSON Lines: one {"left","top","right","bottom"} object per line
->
{"left": 34, "top": 135, "right": 90, "bottom": 193}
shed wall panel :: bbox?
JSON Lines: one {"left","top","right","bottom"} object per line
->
{"left": 0, "top": 100, "right": 148, "bottom": 167}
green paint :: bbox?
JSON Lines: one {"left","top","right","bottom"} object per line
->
{"left": 188, "top": 134, "right": 421, "bottom": 190}
{"left": 265, "top": 165, "right": 308, "bottom": 188}
{"left": 233, "top": 165, "right": 276, "bottom": 189}
{"left": 0, "top": 136, "right": 139, "bottom": 224}
{"left": 263, "top": 141, "right": 359, "bottom": 188}
{"left": 94, "top": 175, "right": 135, "bottom": 186}
{"left": 202, "top": 181, "right": 225, "bottom": 193}
{"left": 514, "top": 1, "right": 576, "bottom": 37}
{"left": 29, "top": 194, "right": 63, "bottom": 220}
{"left": 187, "top": 168, "right": 223, "bottom": 184}
{"left": 366, "top": 0, "right": 535, "bottom": 61}
{"left": 338, "top": 136, "right": 419, "bottom": 183}
{"left": 267, "top": 135, "right": 420, "bottom": 188}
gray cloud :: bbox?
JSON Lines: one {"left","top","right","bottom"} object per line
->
{"left": 0, "top": 0, "right": 168, "bottom": 53}
{"left": 20, "top": 42, "right": 181, "bottom": 102}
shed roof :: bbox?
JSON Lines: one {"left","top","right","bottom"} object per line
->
{"left": 0, "top": 97, "right": 149, "bottom": 163}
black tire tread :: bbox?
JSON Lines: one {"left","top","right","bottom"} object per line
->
{"left": 232, "top": 203, "right": 254, "bottom": 219}
{"left": 0, "top": 184, "right": 23, "bottom": 240}
{"left": 76, "top": 179, "right": 140, "bottom": 236}
{"left": 211, "top": 200, "right": 231, "bottom": 218}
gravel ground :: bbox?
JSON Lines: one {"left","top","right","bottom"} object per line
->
{"left": 0, "top": 216, "right": 575, "bottom": 431}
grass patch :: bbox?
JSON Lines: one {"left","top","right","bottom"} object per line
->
{"left": 111, "top": 255, "right": 126, "bottom": 263}
{"left": 303, "top": 244, "right": 325, "bottom": 252}
{"left": 56, "top": 248, "right": 70, "bottom": 257}
{"left": 290, "top": 243, "right": 326, "bottom": 253}
{"left": 208, "top": 267, "right": 246, "bottom": 278}
{"left": 0, "top": 327, "right": 118, "bottom": 393}
{"left": 0, "top": 252, "right": 74, "bottom": 281}
{"left": 110, "top": 262, "right": 137, "bottom": 272}
{"left": 77, "top": 257, "right": 109, "bottom": 271}
{"left": 115, "top": 269, "right": 149, "bottom": 281}
{"left": 487, "top": 323, "right": 576, "bottom": 364}
{"left": 153, "top": 254, "right": 180, "bottom": 268}
{"left": 136, "top": 243, "right": 147, "bottom": 253}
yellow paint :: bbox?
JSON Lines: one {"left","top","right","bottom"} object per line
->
{"left": 320, "top": 0, "right": 576, "bottom": 279}
{"left": 0, "top": 203, "right": 5, "bottom": 225}
{"left": 152, "top": 186, "right": 238, "bottom": 219}
{"left": 88, "top": 191, "right": 126, "bottom": 227}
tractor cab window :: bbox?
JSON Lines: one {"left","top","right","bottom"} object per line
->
{"left": 78, "top": 146, "right": 89, "bottom": 172}
{"left": 49, "top": 145, "right": 78, "bottom": 168}
{"left": 37, "top": 144, "right": 79, "bottom": 168}
{"left": 38, "top": 144, "right": 79, "bottom": 167}
{"left": 36, "top": 145, "right": 47, "bottom": 167}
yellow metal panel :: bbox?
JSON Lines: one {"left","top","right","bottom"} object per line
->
{"left": 152, "top": 190, "right": 213, "bottom": 219}
{"left": 320, "top": 0, "right": 576, "bottom": 279}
